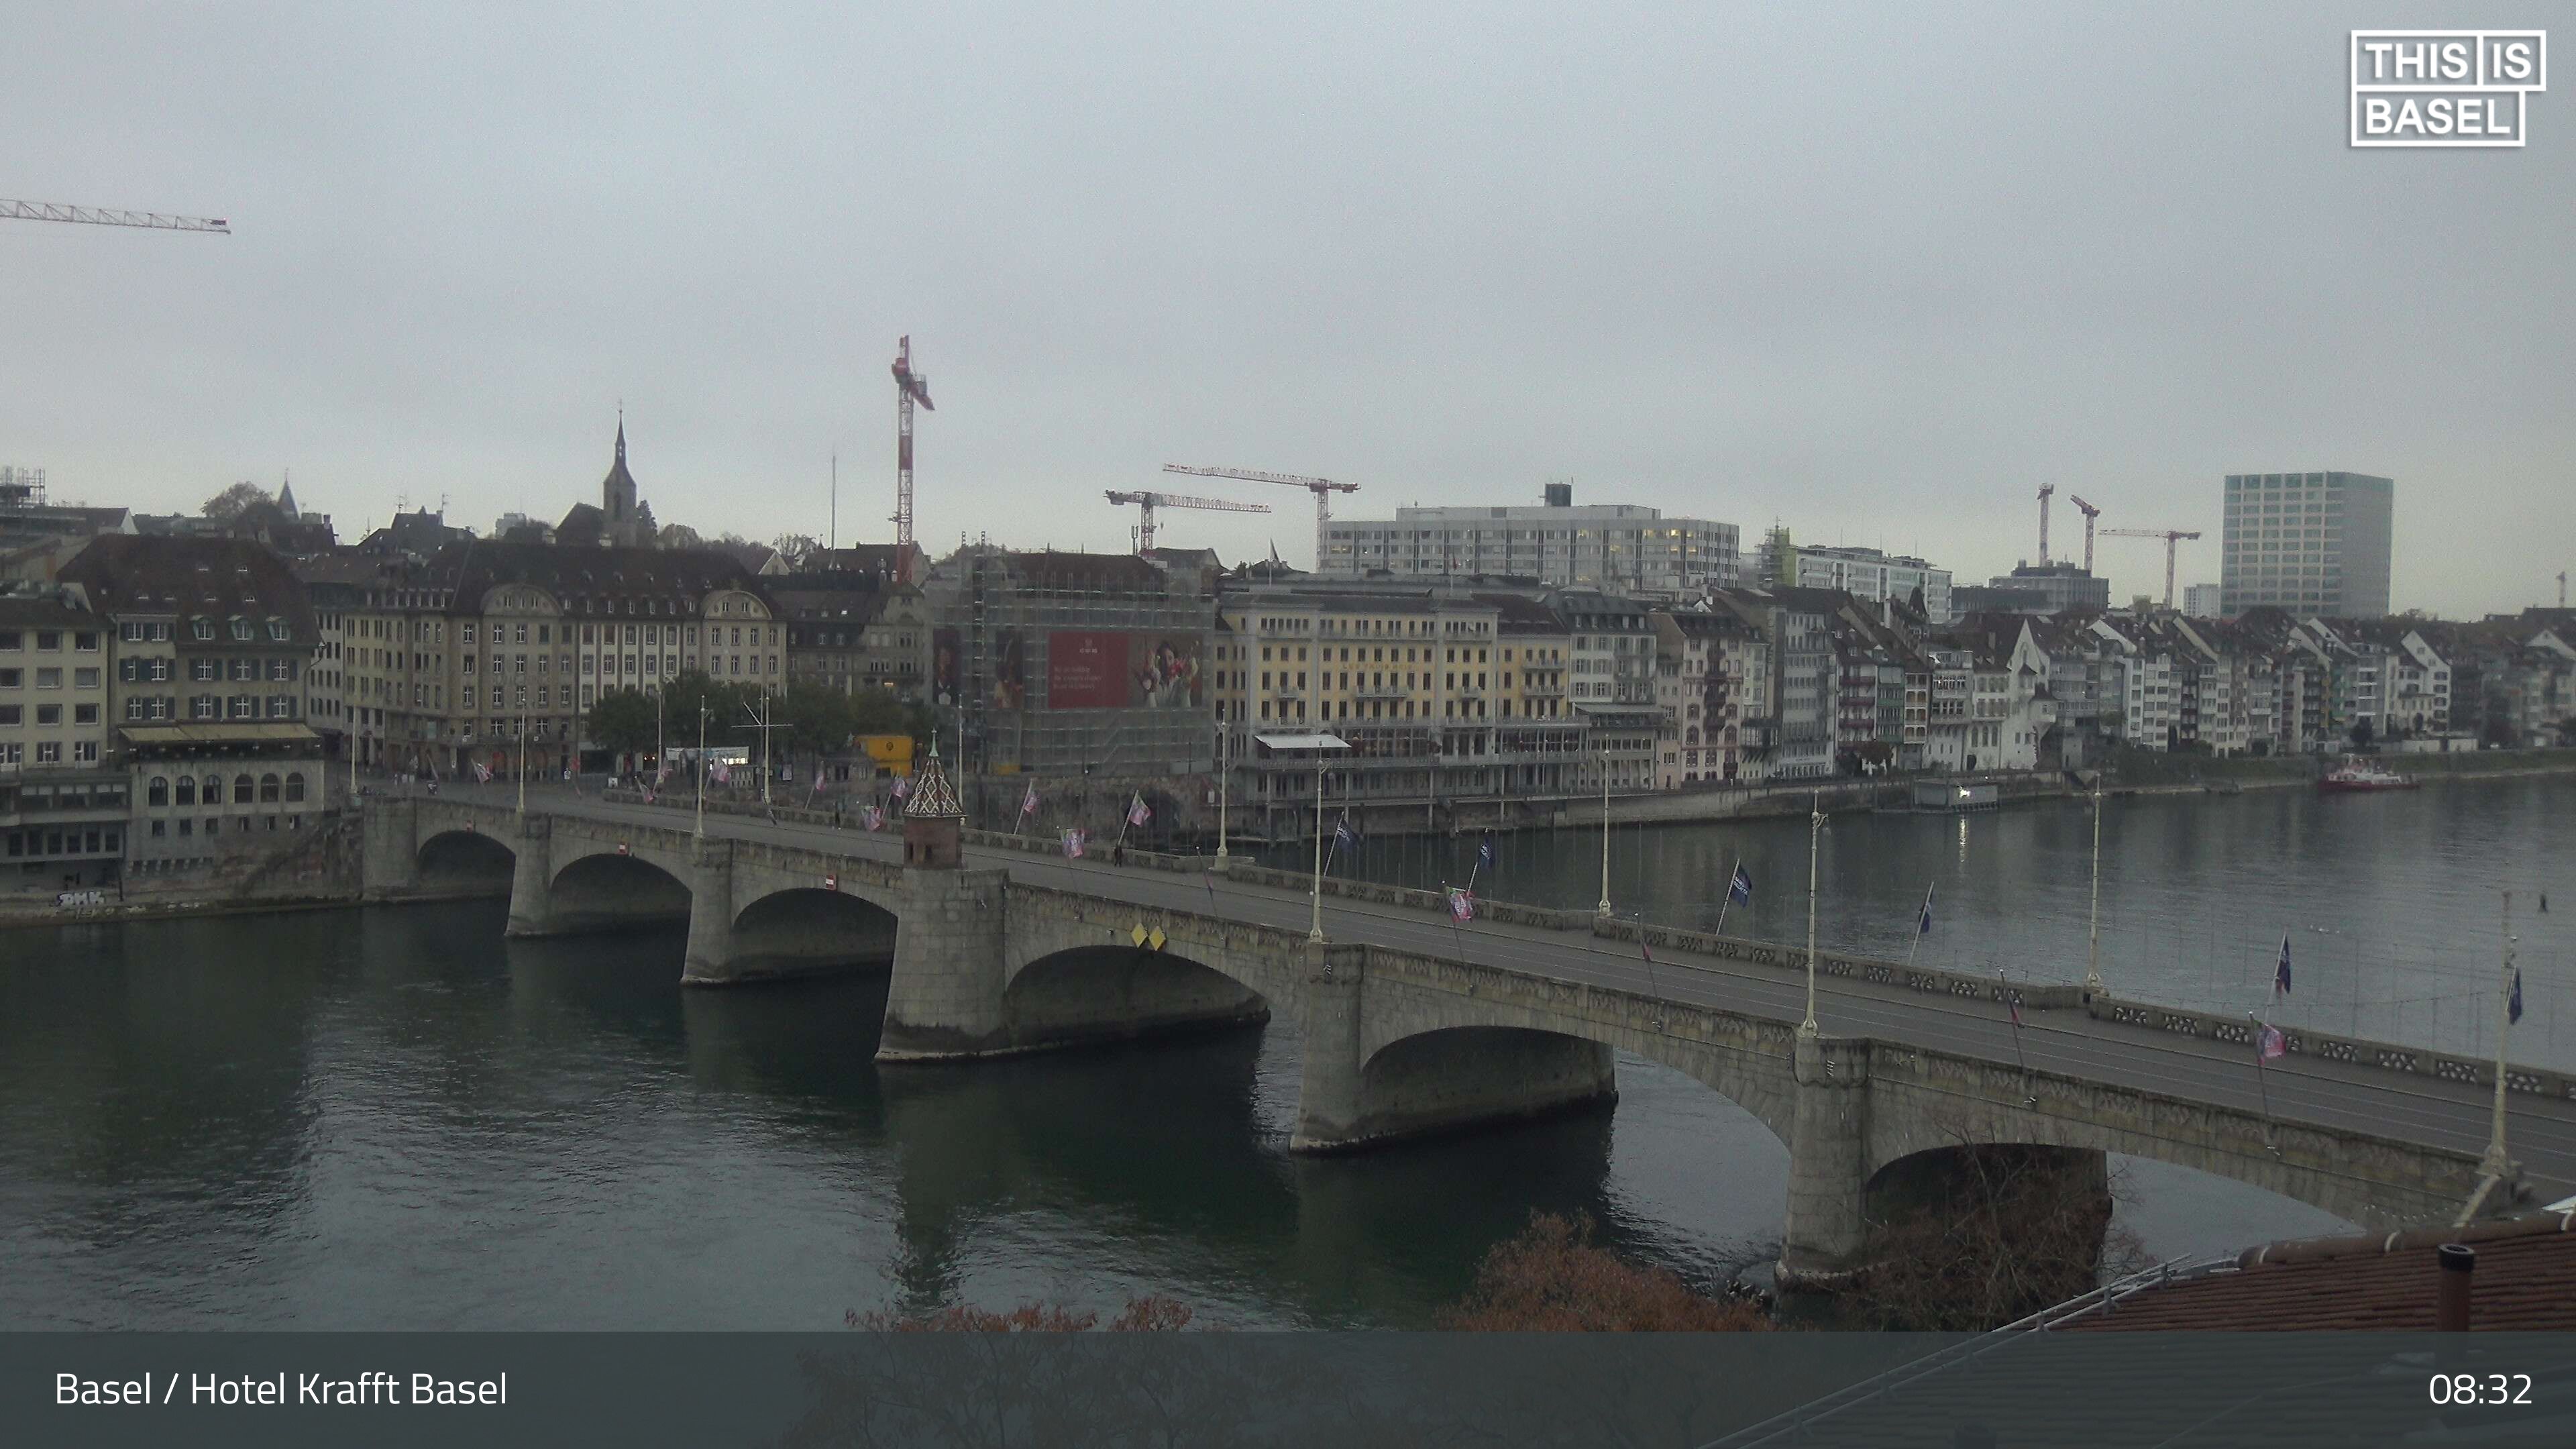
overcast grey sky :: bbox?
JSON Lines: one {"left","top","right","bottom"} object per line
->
{"left": 3, "top": 3, "right": 2568, "bottom": 615}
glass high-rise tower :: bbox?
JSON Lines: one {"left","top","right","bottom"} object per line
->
{"left": 2218, "top": 472, "right": 2392, "bottom": 619}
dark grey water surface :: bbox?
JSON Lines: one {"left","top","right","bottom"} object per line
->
{"left": 5, "top": 780, "right": 2567, "bottom": 1329}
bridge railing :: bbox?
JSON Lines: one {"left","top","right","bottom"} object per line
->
{"left": 2091, "top": 992, "right": 2576, "bottom": 1101}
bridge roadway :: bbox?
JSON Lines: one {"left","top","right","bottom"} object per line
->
{"left": 500, "top": 787, "right": 2576, "bottom": 1205}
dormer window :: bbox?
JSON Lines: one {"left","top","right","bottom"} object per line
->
{"left": 229, "top": 618, "right": 252, "bottom": 641}
{"left": 267, "top": 620, "right": 290, "bottom": 641}
{"left": 193, "top": 619, "right": 214, "bottom": 640}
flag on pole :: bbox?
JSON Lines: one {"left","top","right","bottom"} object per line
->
{"left": 1446, "top": 887, "right": 1475, "bottom": 923}
{"left": 1061, "top": 827, "right": 1087, "bottom": 859}
{"left": 2273, "top": 934, "right": 2292, "bottom": 997}
{"left": 861, "top": 805, "right": 884, "bottom": 831}
{"left": 472, "top": 761, "right": 492, "bottom": 783}
{"left": 2008, "top": 993, "right": 2024, "bottom": 1028}
{"left": 1126, "top": 795, "right": 1151, "bottom": 828}
{"left": 1917, "top": 896, "right": 1934, "bottom": 936}
{"left": 1020, "top": 781, "right": 1039, "bottom": 818}
{"left": 1478, "top": 836, "right": 1495, "bottom": 869}
{"left": 1333, "top": 810, "right": 1356, "bottom": 854}
{"left": 712, "top": 763, "right": 731, "bottom": 784}
{"left": 1728, "top": 863, "right": 1754, "bottom": 906}
{"left": 2510, "top": 968, "right": 2524, "bottom": 1026}
{"left": 890, "top": 775, "right": 910, "bottom": 800}
{"left": 2256, "top": 1022, "right": 2287, "bottom": 1061}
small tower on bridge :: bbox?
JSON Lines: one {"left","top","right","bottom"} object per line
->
{"left": 902, "top": 738, "right": 965, "bottom": 868}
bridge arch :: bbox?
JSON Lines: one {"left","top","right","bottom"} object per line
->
{"left": 996, "top": 945, "right": 1271, "bottom": 1053}
{"left": 1346, "top": 1026, "right": 1621, "bottom": 1146}
{"left": 549, "top": 850, "right": 692, "bottom": 933}
{"left": 1860, "top": 1073, "right": 2467, "bottom": 1228}
{"left": 729, "top": 887, "right": 901, "bottom": 977}
{"left": 417, "top": 828, "right": 515, "bottom": 894}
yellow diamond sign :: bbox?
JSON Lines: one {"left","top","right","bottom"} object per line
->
{"left": 1148, "top": 928, "right": 1167, "bottom": 952}
{"left": 1130, "top": 923, "right": 1149, "bottom": 948}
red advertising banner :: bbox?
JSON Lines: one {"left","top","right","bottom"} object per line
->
{"left": 1046, "top": 631, "right": 1130, "bottom": 709}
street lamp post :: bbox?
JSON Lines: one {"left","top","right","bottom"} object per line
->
{"left": 2083, "top": 782, "right": 2105, "bottom": 998}
{"left": 1307, "top": 749, "right": 1326, "bottom": 943}
{"left": 1215, "top": 718, "right": 1229, "bottom": 861}
{"left": 1801, "top": 792, "right": 1823, "bottom": 1037}
{"left": 694, "top": 706, "right": 708, "bottom": 839}
{"left": 2479, "top": 891, "right": 2518, "bottom": 1181}
{"left": 515, "top": 708, "right": 528, "bottom": 816}
{"left": 1595, "top": 741, "right": 1612, "bottom": 918}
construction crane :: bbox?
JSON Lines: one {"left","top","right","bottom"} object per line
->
{"left": 890, "top": 335, "right": 932, "bottom": 583}
{"left": 1163, "top": 464, "right": 1356, "bottom": 571}
{"left": 1105, "top": 490, "right": 1269, "bottom": 554}
{"left": 2067, "top": 494, "right": 2103, "bottom": 573}
{"left": 2, "top": 199, "right": 229, "bottom": 233}
{"left": 2102, "top": 527, "right": 2203, "bottom": 610}
{"left": 2035, "top": 483, "right": 2055, "bottom": 565}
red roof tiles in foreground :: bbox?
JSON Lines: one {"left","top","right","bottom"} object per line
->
{"left": 2070, "top": 1211, "right": 2576, "bottom": 1331}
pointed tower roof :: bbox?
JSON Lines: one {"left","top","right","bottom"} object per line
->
{"left": 602, "top": 415, "right": 636, "bottom": 493}
{"left": 277, "top": 474, "right": 299, "bottom": 519}
{"left": 902, "top": 737, "right": 965, "bottom": 820}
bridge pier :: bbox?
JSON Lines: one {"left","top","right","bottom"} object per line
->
{"left": 1778, "top": 1033, "right": 1872, "bottom": 1289}
{"left": 1290, "top": 945, "right": 1618, "bottom": 1153}
{"left": 680, "top": 838, "right": 740, "bottom": 986}
{"left": 502, "top": 815, "right": 557, "bottom": 937}
{"left": 875, "top": 866, "right": 1013, "bottom": 1057}
{"left": 360, "top": 796, "right": 420, "bottom": 900}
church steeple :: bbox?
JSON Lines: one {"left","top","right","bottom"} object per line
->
{"left": 601, "top": 410, "right": 639, "bottom": 539}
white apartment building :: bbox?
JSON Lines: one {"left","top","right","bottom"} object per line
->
{"left": 1794, "top": 545, "right": 1954, "bottom": 624}
{"left": 1320, "top": 485, "right": 1739, "bottom": 598}
{"left": 2218, "top": 471, "right": 2395, "bottom": 619}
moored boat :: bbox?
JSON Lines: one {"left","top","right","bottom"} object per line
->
{"left": 2317, "top": 757, "right": 2418, "bottom": 792}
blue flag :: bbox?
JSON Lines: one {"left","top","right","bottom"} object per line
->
{"left": 1728, "top": 864, "right": 1754, "bottom": 906}
{"left": 2510, "top": 968, "right": 2524, "bottom": 1026}
{"left": 1332, "top": 811, "right": 1356, "bottom": 853}
{"left": 1917, "top": 900, "right": 1933, "bottom": 935}
{"left": 1478, "top": 837, "right": 1495, "bottom": 868}
{"left": 2274, "top": 934, "right": 2292, "bottom": 997}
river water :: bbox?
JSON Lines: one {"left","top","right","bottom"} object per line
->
{"left": 5, "top": 778, "right": 2569, "bottom": 1330}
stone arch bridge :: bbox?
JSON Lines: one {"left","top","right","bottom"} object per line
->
{"left": 363, "top": 796, "right": 2523, "bottom": 1281}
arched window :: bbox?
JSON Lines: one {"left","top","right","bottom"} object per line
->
{"left": 260, "top": 773, "right": 281, "bottom": 802}
{"left": 233, "top": 774, "right": 255, "bottom": 804}
{"left": 284, "top": 772, "right": 307, "bottom": 803}
{"left": 175, "top": 776, "right": 197, "bottom": 806}
{"left": 148, "top": 776, "right": 170, "bottom": 807}
{"left": 202, "top": 774, "right": 222, "bottom": 804}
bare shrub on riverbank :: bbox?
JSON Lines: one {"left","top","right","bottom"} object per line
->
{"left": 1438, "top": 1211, "right": 1771, "bottom": 1332}
{"left": 847, "top": 1295, "right": 1194, "bottom": 1332}
{"left": 1841, "top": 1142, "right": 2147, "bottom": 1332}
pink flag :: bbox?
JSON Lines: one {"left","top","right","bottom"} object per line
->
{"left": 1020, "top": 782, "right": 1039, "bottom": 818}
{"left": 1126, "top": 796, "right": 1151, "bottom": 827}
{"left": 1446, "top": 887, "right": 1475, "bottom": 923}
{"left": 2257, "top": 1023, "right": 2286, "bottom": 1061}
{"left": 472, "top": 761, "right": 492, "bottom": 783}
{"left": 861, "top": 805, "right": 884, "bottom": 831}
{"left": 712, "top": 763, "right": 731, "bottom": 784}
{"left": 1061, "top": 827, "right": 1087, "bottom": 858}
{"left": 891, "top": 775, "right": 911, "bottom": 800}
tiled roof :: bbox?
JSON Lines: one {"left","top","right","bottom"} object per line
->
{"left": 902, "top": 746, "right": 965, "bottom": 820}
{"left": 56, "top": 535, "right": 317, "bottom": 639}
{"left": 2068, "top": 1212, "right": 2576, "bottom": 1332}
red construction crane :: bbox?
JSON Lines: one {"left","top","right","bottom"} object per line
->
{"left": 890, "top": 335, "right": 933, "bottom": 582}
{"left": 2035, "top": 483, "right": 2056, "bottom": 565}
{"left": 1, "top": 198, "right": 229, "bottom": 233}
{"left": 2102, "top": 527, "right": 2202, "bottom": 609}
{"left": 1162, "top": 464, "right": 1356, "bottom": 571}
{"left": 1105, "top": 490, "right": 1269, "bottom": 554}
{"left": 2067, "top": 494, "right": 2103, "bottom": 573}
